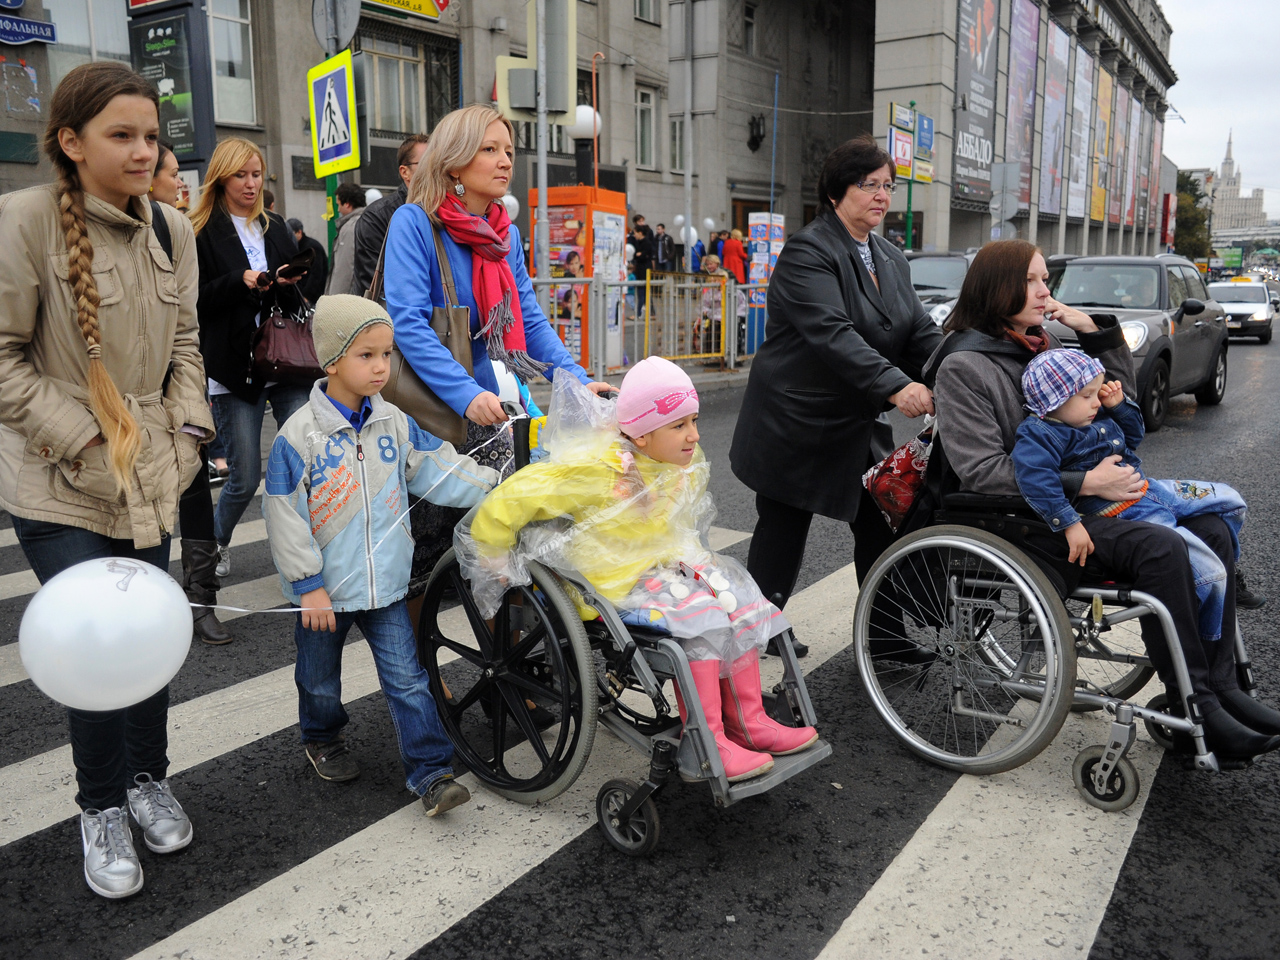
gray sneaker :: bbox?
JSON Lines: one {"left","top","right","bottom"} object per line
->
{"left": 214, "top": 543, "right": 231, "bottom": 579}
{"left": 421, "top": 776, "right": 470, "bottom": 817}
{"left": 81, "top": 807, "right": 143, "bottom": 899}
{"left": 127, "top": 773, "right": 193, "bottom": 853}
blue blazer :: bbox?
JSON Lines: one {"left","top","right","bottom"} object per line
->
{"left": 382, "top": 203, "right": 590, "bottom": 417}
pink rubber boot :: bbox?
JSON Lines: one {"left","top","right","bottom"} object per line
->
{"left": 721, "top": 649, "right": 819, "bottom": 755}
{"left": 673, "top": 660, "right": 774, "bottom": 783}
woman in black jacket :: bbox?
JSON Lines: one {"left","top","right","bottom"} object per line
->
{"left": 190, "top": 137, "right": 308, "bottom": 579}
{"left": 730, "top": 136, "right": 943, "bottom": 653}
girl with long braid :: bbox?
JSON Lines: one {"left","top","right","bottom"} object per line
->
{"left": 0, "top": 62, "right": 213, "bottom": 898}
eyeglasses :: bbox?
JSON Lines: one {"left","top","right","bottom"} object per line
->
{"left": 855, "top": 180, "right": 897, "bottom": 196}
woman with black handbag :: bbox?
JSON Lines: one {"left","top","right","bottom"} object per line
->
{"left": 191, "top": 137, "right": 310, "bottom": 579}
{"left": 379, "top": 104, "right": 612, "bottom": 613}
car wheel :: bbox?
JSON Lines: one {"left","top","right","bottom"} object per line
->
{"left": 1260, "top": 328, "right": 1273, "bottom": 345}
{"left": 1194, "top": 348, "right": 1227, "bottom": 406}
{"left": 1141, "top": 357, "right": 1170, "bottom": 431}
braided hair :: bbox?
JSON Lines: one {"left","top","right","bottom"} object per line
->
{"left": 42, "top": 62, "right": 159, "bottom": 493}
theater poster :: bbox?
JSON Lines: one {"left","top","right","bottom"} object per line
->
{"left": 1109, "top": 85, "right": 1129, "bottom": 225}
{"left": 1038, "top": 22, "right": 1070, "bottom": 216}
{"left": 1091, "top": 69, "right": 1113, "bottom": 221}
{"left": 1067, "top": 45, "right": 1093, "bottom": 219}
{"left": 952, "top": 0, "right": 1001, "bottom": 202}
{"left": 1004, "top": 0, "right": 1040, "bottom": 209}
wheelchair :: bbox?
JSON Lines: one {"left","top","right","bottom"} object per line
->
{"left": 853, "top": 491, "right": 1259, "bottom": 812}
{"left": 415, "top": 414, "right": 832, "bottom": 855}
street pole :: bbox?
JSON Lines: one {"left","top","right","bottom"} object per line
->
{"left": 905, "top": 100, "right": 915, "bottom": 250}
{"left": 324, "top": 0, "right": 339, "bottom": 256}
{"left": 682, "top": 0, "right": 693, "bottom": 272}
{"left": 535, "top": 0, "right": 550, "bottom": 300}
{"left": 767, "top": 71, "right": 777, "bottom": 231}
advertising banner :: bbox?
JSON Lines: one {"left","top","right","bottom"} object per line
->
{"left": 1109, "top": 85, "right": 1128, "bottom": 225}
{"left": 1124, "top": 101, "right": 1142, "bottom": 227}
{"left": 130, "top": 14, "right": 195, "bottom": 157}
{"left": 1005, "top": 0, "right": 1040, "bottom": 210}
{"left": 1091, "top": 69, "right": 1113, "bottom": 221}
{"left": 889, "top": 128, "right": 914, "bottom": 179}
{"left": 1067, "top": 45, "right": 1093, "bottom": 219}
{"left": 952, "top": 0, "right": 1001, "bottom": 202}
{"left": 1039, "top": 22, "right": 1070, "bottom": 216}
{"left": 1135, "top": 108, "right": 1152, "bottom": 231}
{"left": 1148, "top": 118, "right": 1164, "bottom": 231}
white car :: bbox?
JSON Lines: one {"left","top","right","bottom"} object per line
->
{"left": 1207, "top": 280, "right": 1276, "bottom": 344}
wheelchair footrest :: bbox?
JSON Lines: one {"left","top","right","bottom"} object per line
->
{"left": 723, "top": 740, "right": 833, "bottom": 804}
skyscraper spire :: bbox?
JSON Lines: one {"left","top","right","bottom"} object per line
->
{"left": 1226, "top": 129, "right": 1234, "bottom": 162}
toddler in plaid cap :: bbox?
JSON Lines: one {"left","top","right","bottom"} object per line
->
{"left": 1012, "top": 349, "right": 1247, "bottom": 643}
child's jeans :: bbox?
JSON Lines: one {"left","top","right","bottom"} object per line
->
{"left": 294, "top": 599, "right": 454, "bottom": 796}
{"left": 1116, "top": 479, "right": 1247, "bottom": 642}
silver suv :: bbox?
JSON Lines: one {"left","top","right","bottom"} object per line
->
{"left": 1207, "top": 280, "right": 1275, "bottom": 344}
{"left": 1046, "top": 254, "right": 1228, "bottom": 431}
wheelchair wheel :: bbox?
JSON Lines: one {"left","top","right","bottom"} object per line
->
{"left": 1072, "top": 745, "right": 1140, "bottom": 812}
{"left": 1142, "top": 693, "right": 1177, "bottom": 751}
{"left": 854, "top": 525, "right": 1076, "bottom": 775}
{"left": 1066, "top": 597, "right": 1155, "bottom": 710}
{"left": 596, "top": 778, "right": 660, "bottom": 856}
{"left": 418, "top": 549, "right": 597, "bottom": 804}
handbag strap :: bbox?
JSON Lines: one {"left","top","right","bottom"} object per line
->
{"left": 431, "top": 224, "right": 460, "bottom": 308}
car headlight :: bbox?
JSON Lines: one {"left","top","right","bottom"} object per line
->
{"left": 929, "top": 301, "right": 954, "bottom": 326}
{"left": 1252, "top": 309, "right": 1270, "bottom": 321}
{"left": 1121, "top": 321, "right": 1148, "bottom": 351}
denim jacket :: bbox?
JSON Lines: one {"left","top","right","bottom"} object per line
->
{"left": 1012, "top": 397, "right": 1145, "bottom": 530}
{"left": 263, "top": 381, "right": 499, "bottom": 612}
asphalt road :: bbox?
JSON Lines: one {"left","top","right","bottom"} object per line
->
{"left": 1, "top": 338, "right": 1278, "bottom": 960}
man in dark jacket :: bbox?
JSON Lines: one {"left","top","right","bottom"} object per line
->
{"left": 350, "top": 134, "right": 430, "bottom": 296}
{"left": 287, "top": 218, "right": 329, "bottom": 303}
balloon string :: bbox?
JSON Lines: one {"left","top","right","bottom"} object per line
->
{"left": 200, "top": 415, "right": 527, "bottom": 616}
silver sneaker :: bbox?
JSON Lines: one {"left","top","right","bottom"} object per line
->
{"left": 81, "top": 807, "right": 143, "bottom": 899}
{"left": 127, "top": 774, "right": 193, "bottom": 853}
{"left": 214, "top": 543, "right": 231, "bottom": 579}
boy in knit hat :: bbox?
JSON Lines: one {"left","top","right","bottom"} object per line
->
{"left": 263, "top": 294, "right": 499, "bottom": 816}
{"left": 1012, "top": 348, "right": 1246, "bottom": 644}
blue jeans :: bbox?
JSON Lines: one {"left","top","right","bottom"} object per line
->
{"left": 211, "top": 384, "right": 309, "bottom": 547}
{"left": 1121, "top": 479, "right": 1247, "bottom": 642}
{"left": 294, "top": 599, "right": 454, "bottom": 795}
{"left": 11, "top": 516, "right": 173, "bottom": 811}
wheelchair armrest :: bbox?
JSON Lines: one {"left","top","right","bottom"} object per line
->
{"left": 941, "top": 492, "right": 1041, "bottom": 517}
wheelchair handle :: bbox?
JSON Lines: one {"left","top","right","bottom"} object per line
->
{"left": 499, "top": 400, "right": 532, "bottom": 470}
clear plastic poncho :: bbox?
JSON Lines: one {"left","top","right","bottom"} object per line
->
{"left": 454, "top": 372, "right": 788, "bottom": 668}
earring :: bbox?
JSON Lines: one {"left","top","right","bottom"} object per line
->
{"left": 454, "top": 182, "right": 465, "bottom": 197}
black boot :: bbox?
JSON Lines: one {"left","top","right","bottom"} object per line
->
{"left": 1193, "top": 694, "right": 1280, "bottom": 761}
{"left": 1219, "top": 688, "right": 1280, "bottom": 735}
{"left": 182, "top": 539, "right": 234, "bottom": 645}
{"left": 767, "top": 634, "right": 809, "bottom": 659}
{"left": 1235, "top": 570, "right": 1266, "bottom": 609}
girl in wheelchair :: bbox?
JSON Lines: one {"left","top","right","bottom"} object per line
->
{"left": 455, "top": 357, "right": 818, "bottom": 782}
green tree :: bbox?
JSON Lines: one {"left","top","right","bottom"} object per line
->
{"left": 1174, "top": 171, "right": 1210, "bottom": 259}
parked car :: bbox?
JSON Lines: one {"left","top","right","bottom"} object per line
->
{"left": 1045, "top": 253, "right": 1228, "bottom": 430}
{"left": 1206, "top": 279, "right": 1275, "bottom": 344}
{"left": 905, "top": 251, "right": 975, "bottom": 326}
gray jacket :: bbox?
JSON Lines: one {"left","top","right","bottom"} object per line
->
{"left": 325, "top": 208, "right": 363, "bottom": 296}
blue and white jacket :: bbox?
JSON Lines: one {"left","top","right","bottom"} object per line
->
{"left": 1011, "top": 397, "right": 1146, "bottom": 531}
{"left": 263, "top": 381, "right": 499, "bottom": 612}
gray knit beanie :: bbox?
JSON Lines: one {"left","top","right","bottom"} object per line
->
{"left": 313, "top": 294, "right": 394, "bottom": 369}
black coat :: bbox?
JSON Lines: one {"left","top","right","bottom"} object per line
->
{"left": 296, "top": 233, "right": 329, "bottom": 304}
{"left": 195, "top": 208, "right": 303, "bottom": 403}
{"left": 350, "top": 182, "right": 407, "bottom": 296}
{"left": 729, "top": 209, "right": 943, "bottom": 522}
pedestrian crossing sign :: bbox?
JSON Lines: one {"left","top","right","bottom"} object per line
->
{"left": 308, "top": 50, "right": 360, "bottom": 178}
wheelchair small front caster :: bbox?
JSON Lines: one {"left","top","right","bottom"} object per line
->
{"left": 1072, "top": 745, "right": 1140, "bottom": 812}
{"left": 597, "top": 778, "right": 660, "bottom": 856}
{"left": 1143, "top": 693, "right": 1177, "bottom": 752}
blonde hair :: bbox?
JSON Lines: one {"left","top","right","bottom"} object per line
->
{"left": 409, "top": 104, "right": 515, "bottom": 220}
{"left": 190, "top": 136, "right": 267, "bottom": 235}
{"left": 730, "top": 228, "right": 743, "bottom": 241}
{"left": 44, "top": 62, "right": 159, "bottom": 493}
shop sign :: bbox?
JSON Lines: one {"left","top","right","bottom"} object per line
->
{"left": 361, "top": 0, "right": 449, "bottom": 21}
{"left": 0, "top": 15, "right": 55, "bottom": 44}
{"left": 0, "top": 1, "right": 25, "bottom": 10}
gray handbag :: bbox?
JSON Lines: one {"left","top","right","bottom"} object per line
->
{"left": 367, "top": 217, "right": 471, "bottom": 445}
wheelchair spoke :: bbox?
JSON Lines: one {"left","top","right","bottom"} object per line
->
{"left": 451, "top": 569, "right": 497, "bottom": 660}
{"left": 498, "top": 685, "right": 553, "bottom": 764}
{"left": 433, "top": 635, "right": 489, "bottom": 669}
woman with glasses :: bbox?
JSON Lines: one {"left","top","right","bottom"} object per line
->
{"left": 729, "top": 135, "right": 942, "bottom": 655}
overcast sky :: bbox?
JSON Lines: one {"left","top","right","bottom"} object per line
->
{"left": 1159, "top": 0, "right": 1280, "bottom": 216}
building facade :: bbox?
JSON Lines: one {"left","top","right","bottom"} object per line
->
{"left": 1210, "top": 132, "right": 1265, "bottom": 233}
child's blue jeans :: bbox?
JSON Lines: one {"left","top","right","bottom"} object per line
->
{"left": 294, "top": 598, "right": 454, "bottom": 796}
{"left": 1118, "top": 479, "right": 1247, "bottom": 642}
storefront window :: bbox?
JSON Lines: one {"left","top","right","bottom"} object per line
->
{"left": 210, "top": 0, "right": 256, "bottom": 124}
{"left": 44, "top": 0, "right": 130, "bottom": 87}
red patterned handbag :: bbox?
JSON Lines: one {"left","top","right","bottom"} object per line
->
{"left": 861, "top": 416, "right": 935, "bottom": 532}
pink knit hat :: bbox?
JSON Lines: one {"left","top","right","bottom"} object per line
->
{"left": 616, "top": 357, "right": 700, "bottom": 438}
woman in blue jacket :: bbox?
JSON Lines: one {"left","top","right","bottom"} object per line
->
{"left": 382, "top": 103, "right": 611, "bottom": 601}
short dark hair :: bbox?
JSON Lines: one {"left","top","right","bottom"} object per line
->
{"left": 817, "top": 135, "right": 894, "bottom": 212}
{"left": 945, "top": 240, "right": 1042, "bottom": 336}
{"left": 632, "top": 214, "right": 645, "bottom": 223}
{"left": 397, "top": 134, "right": 430, "bottom": 170}
{"left": 262, "top": 189, "right": 275, "bottom": 209}
{"left": 336, "top": 182, "right": 366, "bottom": 208}
{"left": 286, "top": 217, "right": 304, "bottom": 234}
{"left": 656, "top": 223, "right": 665, "bottom": 229}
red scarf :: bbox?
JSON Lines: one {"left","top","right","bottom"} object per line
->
{"left": 435, "top": 195, "right": 548, "bottom": 381}
{"left": 1004, "top": 326, "right": 1050, "bottom": 355}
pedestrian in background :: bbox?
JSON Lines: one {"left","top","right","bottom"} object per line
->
{"left": 326, "top": 181, "right": 366, "bottom": 295}
{"left": 631, "top": 214, "right": 655, "bottom": 317}
{"left": 351, "top": 134, "right": 429, "bottom": 298}
{"left": 287, "top": 217, "right": 329, "bottom": 304}
{"left": 0, "top": 61, "right": 212, "bottom": 899}
{"left": 721, "top": 227, "right": 747, "bottom": 284}
{"left": 189, "top": 137, "right": 308, "bottom": 580}
{"left": 262, "top": 189, "right": 275, "bottom": 212}
{"left": 690, "top": 234, "right": 705, "bottom": 273}
{"left": 654, "top": 222, "right": 675, "bottom": 272}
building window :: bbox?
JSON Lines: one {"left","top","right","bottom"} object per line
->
{"left": 744, "top": 4, "right": 757, "bottom": 56}
{"left": 670, "top": 116, "right": 685, "bottom": 172}
{"left": 514, "top": 122, "right": 571, "bottom": 154}
{"left": 209, "top": 0, "right": 256, "bottom": 125}
{"left": 43, "top": 0, "right": 130, "bottom": 86}
{"left": 357, "top": 26, "right": 457, "bottom": 139}
{"left": 635, "top": 0, "right": 660, "bottom": 25}
{"left": 635, "top": 88, "right": 655, "bottom": 169}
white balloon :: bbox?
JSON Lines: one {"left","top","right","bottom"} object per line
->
{"left": 364, "top": 188, "right": 383, "bottom": 204}
{"left": 20, "top": 558, "right": 192, "bottom": 711}
{"left": 625, "top": 242, "right": 636, "bottom": 260}
{"left": 703, "top": 218, "right": 715, "bottom": 233}
{"left": 673, "top": 214, "right": 685, "bottom": 228}
{"left": 500, "top": 194, "right": 520, "bottom": 221}
{"left": 680, "top": 225, "right": 699, "bottom": 245}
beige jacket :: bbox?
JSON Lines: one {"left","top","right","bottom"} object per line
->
{"left": 0, "top": 184, "right": 212, "bottom": 548}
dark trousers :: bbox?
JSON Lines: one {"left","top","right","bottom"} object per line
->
{"left": 177, "top": 446, "right": 215, "bottom": 541}
{"left": 747, "top": 488, "right": 896, "bottom": 607}
{"left": 12, "top": 516, "right": 172, "bottom": 811}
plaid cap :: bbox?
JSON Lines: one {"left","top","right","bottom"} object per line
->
{"left": 1021, "top": 349, "right": 1106, "bottom": 418}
